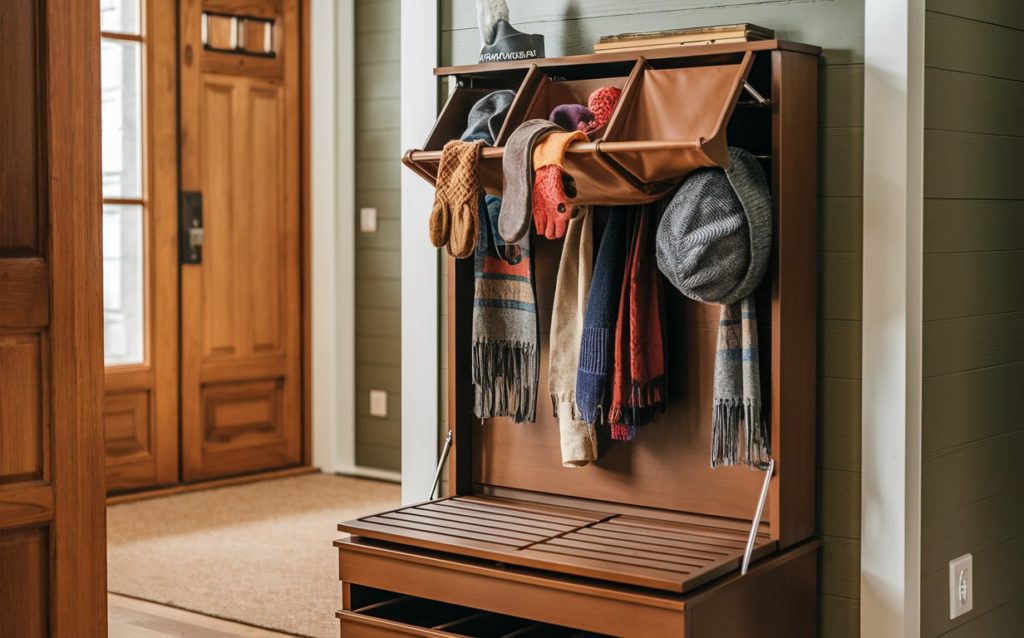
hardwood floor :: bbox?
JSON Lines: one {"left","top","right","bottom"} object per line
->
{"left": 109, "top": 594, "right": 299, "bottom": 637}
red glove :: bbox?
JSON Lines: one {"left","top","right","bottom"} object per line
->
{"left": 531, "top": 130, "right": 586, "bottom": 240}
{"left": 532, "top": 165, "right": 578, "bottom": 240}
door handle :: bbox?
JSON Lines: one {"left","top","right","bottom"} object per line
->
{"left": 180, "top": 191, "right": 204, "bottom": 264}
{"left": 188, "top": 224, "right": 205, "bottom": 250}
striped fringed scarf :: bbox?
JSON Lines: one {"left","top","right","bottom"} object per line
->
{"left": 608, "top": 205, "right": 667, "bottom": 440}
{"left": 711, "top": 296, "right": 770, "bottom": 467}
{"left": 472, "top": 196, "right": 538, "bottom": 423}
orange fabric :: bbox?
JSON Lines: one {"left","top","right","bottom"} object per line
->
{"left": 532, "top": 130, "right": 587, "bottom": 169}
{"left": 481, "top": 254, "right": 530, "bottom": 278}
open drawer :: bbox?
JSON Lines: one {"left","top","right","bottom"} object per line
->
{"left": 339, "top": 587, "right": 610, "bottom": 637}
{"left": 339, "top": 495, "right": 776, "bottom": 594}
{"left": 337, "top": 534, "right": 820, "bottom": 638}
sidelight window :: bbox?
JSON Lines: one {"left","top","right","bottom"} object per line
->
{"left": 100, "top": 0, "right": 146, "bottom": 366}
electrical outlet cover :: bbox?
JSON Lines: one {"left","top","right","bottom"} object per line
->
{"left": 369, "top": 389, "right": 388, "bottom": 418}
{"left": 949, "top": 553, "right": 973, "bottom": 619}
{"left": 360, "top": 207, "right": 378, "bottom": 233}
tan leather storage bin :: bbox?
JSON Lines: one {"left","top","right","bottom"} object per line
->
{"left": 403, "top": 51, "right": 756, "bottom": 206}
{"left": 600, "top": 51, "right": 754, "bottom": 184}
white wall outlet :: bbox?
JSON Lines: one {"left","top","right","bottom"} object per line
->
{"left": 369, "top": 389, "right": 388, "bottom": 418}
{"left": 359, "top": 207, "right": 378, "bottom": 233}
{"left": 949, "top": 553, "right": 973, "bottom": 619}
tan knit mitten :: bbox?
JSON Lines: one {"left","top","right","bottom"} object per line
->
{"left": 430, "top": 140, "right": 484, "bottom": 258}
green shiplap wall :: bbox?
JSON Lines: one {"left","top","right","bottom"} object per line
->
{"left": 355, "top": 0, "right": 402, "bottom": 472}
{"left": 921, "top": 2, "right": 1024, "bottom": 636}
{"left": 439, "top": 2, "right": 865, "bottom": 635}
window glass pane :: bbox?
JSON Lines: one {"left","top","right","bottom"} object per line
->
{"left": 101, "top": 38, "right": 143, "bottom": 198}
{"left": 100, "top": 0, "right": 141, "bottom": 35}
{"left": 103, "top": 204, "right": 145, "bottom": 366}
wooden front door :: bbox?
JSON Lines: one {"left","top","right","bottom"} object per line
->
{"left": 0, "top": 0, "right": 107, "bottom": 634}
{"left": 178, "top": 0, "right": 304, "bottom": 481}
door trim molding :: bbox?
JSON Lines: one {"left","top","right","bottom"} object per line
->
{"left": 309, "top": 0, "right": 350, "bottom": 473}
{"left": 400, "top": 0, "right": 440, "bottom": 504}
{"left": 860, "top": 0, "right": 924, "bottom": 634}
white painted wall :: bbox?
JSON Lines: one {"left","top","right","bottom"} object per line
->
{"left": 400, "top": 0, "right": 441, "bottom": 504}
{"left": 861, "top": 0, "right": 925, "bottom": 635}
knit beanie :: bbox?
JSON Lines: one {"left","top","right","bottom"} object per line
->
{"left": 499, "top": 119, "right": 560, "bottom": 244}
{"left": 549, "top": 103, "right": 595, "bottom": 132}
{"left": 583, "top": 86, "right": 622, "bottom": 134}
{"left": 461, "top": 90, "right": 516, "bottom": 144}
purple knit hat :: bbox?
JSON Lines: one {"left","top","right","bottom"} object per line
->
{"left": 549, "top": 104, "right": 595, "bottom": 132}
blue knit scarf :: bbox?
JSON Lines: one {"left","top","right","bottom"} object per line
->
{"left": 575, "top": 209, "right": 629, "bottom": 424}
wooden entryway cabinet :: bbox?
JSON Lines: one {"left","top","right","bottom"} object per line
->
{"left": 101, "top": 0, "right": 309, "bottom": 492}
{"left": 340, "top": 40, "right": 821, "bottom": 637}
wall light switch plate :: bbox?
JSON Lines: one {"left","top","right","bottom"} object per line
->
{"left": 949, "top": 553, "right": 973, "bottom": 619}
{"left": 369, "top": 389, "right": 388, "bottom": 418}
{"left": 360, "top": 207, "right": 378, "bottom": 233}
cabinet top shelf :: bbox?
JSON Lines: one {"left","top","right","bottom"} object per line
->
{"left": 434, "top": 39, "right": 821, "bottom": 77}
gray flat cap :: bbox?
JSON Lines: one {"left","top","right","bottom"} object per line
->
{"left": 655, "top": 147, "right": 772, "bottom": 305}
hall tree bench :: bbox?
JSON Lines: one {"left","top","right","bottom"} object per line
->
{"left": 337, "top": 39, "right": 821, "bottom": 638}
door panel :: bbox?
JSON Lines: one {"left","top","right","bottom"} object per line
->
{"left": 0, "top": 334, "right": 46, "bottom": 485}
{"left": 0, "top": 0, "right": 106, "bottom": 633}
{"left": 180, "top": 0, "right": 303, "bottom": 481}
{"left": 0, "top": 528, "right": 49, "bottom": 636}
{"left": 103, "top": 390, "right": 152, "bottom": 461}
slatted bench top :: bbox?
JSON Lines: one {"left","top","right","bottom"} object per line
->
{"left": 338, "top": 496, "right": 776, "bottom": 593}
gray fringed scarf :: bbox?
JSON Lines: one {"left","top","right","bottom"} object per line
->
{"left": 711, "top": 295, "right": 769, "bottom": 467}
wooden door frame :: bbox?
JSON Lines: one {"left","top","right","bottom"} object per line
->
{"left": 48, "top": 0, "right": 108, "bottom": 631}
{"left": 301, "top": 0, "right": 313, "bottom": 471}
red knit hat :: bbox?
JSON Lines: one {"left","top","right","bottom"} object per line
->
{"left": 585, "top": 86, "right": 622, "bottom": 133}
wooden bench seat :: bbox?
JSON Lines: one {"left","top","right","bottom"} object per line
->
{"left": 339, "top": 496, "right": 775, "bottom": 593}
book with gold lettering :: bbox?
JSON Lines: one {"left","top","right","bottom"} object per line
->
{"left": 594, "top": 23, "right": 773, "bottom": 53}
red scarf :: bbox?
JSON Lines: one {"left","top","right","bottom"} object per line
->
{"left": 608, "top": 206, "right": 666, "bottom": 440}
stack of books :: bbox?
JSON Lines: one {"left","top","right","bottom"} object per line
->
{"left": 594, "top": 23, "right": 774, "bottom": 54}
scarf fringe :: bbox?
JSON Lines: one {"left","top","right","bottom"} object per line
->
{"left": 607, "top": 376, "right": 667, "bottom": 440}
{"left": 711, "top": 398, "right": 771, "bottom": 468}
{"left": 473, "top": 340, "right": 538, "bottom": 423}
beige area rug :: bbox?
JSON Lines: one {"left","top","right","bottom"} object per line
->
{"left": 107, "top": 473, "right": 400, "bottom": 638}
